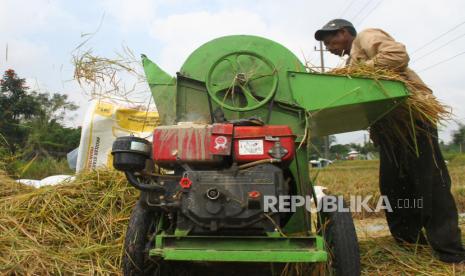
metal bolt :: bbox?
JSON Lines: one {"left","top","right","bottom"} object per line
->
{"left": 235, "top": 73, "right": 247, "bottom": 85}
{"left": 206, "top": 188, "right": 220, "bottom": 200}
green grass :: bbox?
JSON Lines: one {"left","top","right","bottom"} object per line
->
{"left": 9, "top": 157, "right": 73, "bottom": 179}
{"left": 449, "top": 154, "right": 465, "bottom": 166}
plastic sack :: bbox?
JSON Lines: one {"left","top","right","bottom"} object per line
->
{"left": 17, "top": 175, "right": 76, "bottom": 188}
{"left": 76, "top": 100, "right": 159, "bottom": 172}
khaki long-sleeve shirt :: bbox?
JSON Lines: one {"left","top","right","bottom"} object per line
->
{"left": 349, "top": 28, "right": 432, "bottom": 94}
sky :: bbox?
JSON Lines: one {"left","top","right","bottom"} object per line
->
{"left": 1, "top": 0, "right": 464, "bottom": 145}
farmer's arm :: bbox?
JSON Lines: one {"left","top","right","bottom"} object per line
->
{"left": 358, "top": 29, "right": 410, "bottom": 71}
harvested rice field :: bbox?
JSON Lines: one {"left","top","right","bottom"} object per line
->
{"left": 1, "top": 157, "right": 464, "bottom": 275}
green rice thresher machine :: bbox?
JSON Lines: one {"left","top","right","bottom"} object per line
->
{"left": 111, "top": 35, "right": 409, "bottom": 275}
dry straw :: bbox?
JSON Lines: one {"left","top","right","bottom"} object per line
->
{"left": 0, "top": 170, "right": 137, "bottom": 275}
{"left": 1, "top": 168, "right": 463, "bottom": 275}
{"left": 329, "top": 64, "right": 451, "bottom": 156}
{"left": 73, "top": 46, "right": 151, "bottom": 106}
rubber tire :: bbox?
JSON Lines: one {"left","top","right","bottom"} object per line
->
{"left": 122, "top": 201, "right": 158, "bottom": 276}
{"left": 320, "top": 196, "right": 361, "bottom": 276}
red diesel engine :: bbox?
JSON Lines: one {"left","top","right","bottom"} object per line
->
{"left": 112, "top": 122, "right": 296, "bottom": 234}
{"left": 152, "top": 123, "right": 295, "bottom": 168}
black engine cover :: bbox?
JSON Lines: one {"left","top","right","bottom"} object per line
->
{"left": 177, "top": 164, "right": 285, "bottom": 234}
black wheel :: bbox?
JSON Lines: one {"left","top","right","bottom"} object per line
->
{"left": 319, "top": 196, "right": 360, "bottom": 276}
{"left": 123, "top": 200, "right": 159, "bottom": 276}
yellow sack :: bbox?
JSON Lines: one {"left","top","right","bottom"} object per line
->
{"left": 76, "top": 100, "right": 159, "bottom": 172}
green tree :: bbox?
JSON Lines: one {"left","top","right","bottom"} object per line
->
{"left": 330, "top": 144, "right": 350, "bottom": 159}
{"left": 23, "top": 92, "right": 79, "bottom": 157}
{"left": 310, "top": 135, "right": 336, "bottom": 159}
{"left": 0, "top": 69, "right": 80, "bottom": 158}
{"left": 0, "top": 69, "right": 42, "bottom": 153}
{"left": 451, "top": 123, "right": 465, "bottom": 153}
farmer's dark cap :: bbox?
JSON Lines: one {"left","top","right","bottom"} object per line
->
{"left": 315, "top": 19, "right": 355, "bottom": 40}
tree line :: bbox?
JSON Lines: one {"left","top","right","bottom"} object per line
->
{"left": 0, "top": 69, "right": 81, "bottom": 160}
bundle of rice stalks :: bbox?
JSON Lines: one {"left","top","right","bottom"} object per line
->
{"left": 73, "top": 47, "right": 151, "bottom": 106}
{"left": 0, "top": 169, "right": 138, "bottom": 275}
{"left": 329, "top": 64, "right": 451, "bottom": 156}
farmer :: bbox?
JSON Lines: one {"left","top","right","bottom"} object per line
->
{"left": 314, "top": 19, "right": 465, "bottom": 263}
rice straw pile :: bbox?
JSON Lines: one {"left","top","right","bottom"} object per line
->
{"left": 359, "top": 235, "right": 465, "bottom": 275}
{"left": 0, "top": 170, "right": 137, "bottom": 275}
{"left": 2, "top": 168, "right": 464, "bottom": 275}
{"left": 0, "top": 172, "right": 33, "bottom": 198}
{"left": 330, "top": 64, "right": 451, "bottom": 155}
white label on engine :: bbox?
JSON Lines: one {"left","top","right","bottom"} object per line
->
{"left": 238, "top": 140, "right": 264, "bottom": 155}
{"left": 130, "top": 141, "right": 149, "bottom": 153}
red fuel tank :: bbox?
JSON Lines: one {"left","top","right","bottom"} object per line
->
{"left": 152, "top": 123, "right": 233, "bottom": 168}
{"left": 233, "top": 126, "right": 295, "bottom": 163}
